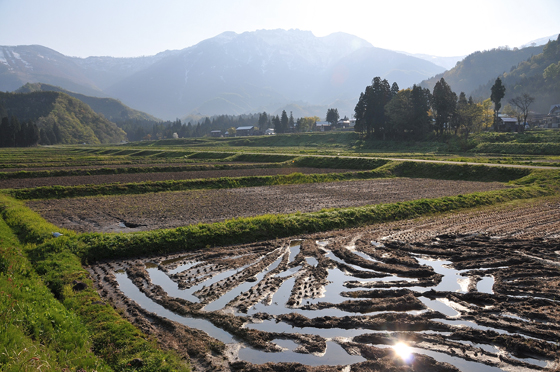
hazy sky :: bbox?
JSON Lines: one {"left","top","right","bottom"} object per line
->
{"left": 1, "top": 0, "right": 558, "bottom": 58}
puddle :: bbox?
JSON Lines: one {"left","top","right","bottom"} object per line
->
{"left": 326, "top": 251, "right": 380, "bottom": 273}
{"left": 115, "top": 272, "right": 236, "bottom": 343}
{"left": 404, "top": 345, "right": 504, "bottom": 372}
{"left": 306, "top": 267, "right": 366, "bottom": 305}
{"left": 147, "top": 267, "right": 199, "bottom": 302}
{"left": 416, "top": 257, "right": 467, "bottom": 293}
{"left": 477, "top": 276, "right": 494, "bottom": 294}
{"left": 247, "top": 320, "right": 367, "bottom": 338}
{"left": 105, "top": 236, "right": 559, "bottom": 370}
{"left": 247, "top": 320, "right": 448, "bottom": 339}
{"left": 204, "top": 255, "right": 284, "bottom": 312}
{"left": 288, "top": 241, "right": 302, "bottom": 263}
{"left": 419, "top": 297, "right": 459, "bottom": 317}
{"left": 354, "top": 250, "right": 382, "bottom": 263}
{"left": 305, "top": 257, "right": 318, "bottom": 266}
{"left": 245, "top": 277, "right": 297, "bottom": 316}
{"left": 239, "top": 340, "right": 365, "bottom": 366}
{"left": 167, "top": 261, "right": 199, "bottom": 275}
{"left": 161, "top": 255, "right": 189, "bottom": 266}
{"left": 436, "top": 319, "right": 509, "bottom": 334}
{"left": 456, "top": 339, "right": 497, "bottom": 354}
{"left": 275, "top": 266, "right": 302, "bottom": 278}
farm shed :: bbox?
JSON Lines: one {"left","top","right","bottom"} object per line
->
{"left": 236, "top": 126, "right": 255, "bottom": 136}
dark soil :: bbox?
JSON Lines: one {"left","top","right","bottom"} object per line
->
{"left": 87, "top": 198, "right": 560, "bottom": 372}
{"left": 28, "top": 178, "right": 508, "bottom": 233}
{"left": 0, "top": 167, "right": 352, "bottom": 189}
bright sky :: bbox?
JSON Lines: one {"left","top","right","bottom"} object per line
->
{"left": 0, "top": 0, "right": 558, "bottom": 58}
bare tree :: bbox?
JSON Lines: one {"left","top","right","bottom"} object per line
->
{"left": 509, "top": 93, "right": 535, "bottom": 127}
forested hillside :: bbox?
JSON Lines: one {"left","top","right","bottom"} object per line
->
{"left": 16, "top": 83, "right": 159, "bottom": 123}
{"left": 420, "top": 45, "right": 544, "bottom": 96}
{"left": 0, "top": 91, "right": 127, "bottom": 145}
{"left": 471, "top": 35, "right": 560, "bottom": 113}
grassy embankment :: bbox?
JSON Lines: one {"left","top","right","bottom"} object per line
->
{"left": 130, "top": 129, "right": 560, "bottom": 158}
{"left": 0, "top": 198, "right": 189, "bottom": 372}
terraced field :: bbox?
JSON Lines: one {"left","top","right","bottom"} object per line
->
{"left": 90, "top": 198, "right": 560, "bottom": 372}
{"left": 28, "top": 177, "right": 507, "bottom": 232}
{"left": 2, "top": 146, "right": 559, "bottom": 372}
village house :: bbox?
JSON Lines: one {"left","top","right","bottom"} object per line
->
{"left": 315, "top": 121, "right": 332, "bottom": 131}
{"left": 235, "top": 126, "right": 255, "bottom": 136}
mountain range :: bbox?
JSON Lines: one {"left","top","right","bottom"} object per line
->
{"left": 1, "top": 29, "right": 557, "bottom": 121}
{"left": 1, "top": 29, "right": 447, "bottom": 120}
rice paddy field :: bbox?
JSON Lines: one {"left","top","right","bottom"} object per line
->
{"left": 1, "top": 141, "right": 559, "bottom": 372}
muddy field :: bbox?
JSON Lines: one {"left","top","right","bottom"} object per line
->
{"left": 0, "top": 161, "right": 266, "bottom": 173}
{"left": 0, "top": 167, "right": 353, "bottom": 189}
{"left": 88, "top": 198, "right": 560, "bottom": 371}
{"left": 28, "top": 178, "right": 508, "bottom": 233}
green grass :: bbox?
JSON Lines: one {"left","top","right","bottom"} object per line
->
{"left": 0, "top": 195, "right": 190, "bottom": 372}
{"left": 0, "top": 217, "right": 110, "bottom": 372}
{"left": 7, "top": 160, "right": 531, "bottom": 201}
{"left": 27, "top": 184, "right": 550, "bottom": 264}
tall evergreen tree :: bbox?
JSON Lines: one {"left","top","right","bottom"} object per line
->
{"left": 490, "top": 77, "right": 506, "bottom": 131}
{"left": 272, "top": 115, "right": 281, "bottom": 133}
{"left": 0, "top": 117, "right": 9, "bottom": 147}
{"left": 410, "top": 85, "right": 431, "bottom": 137}
{"left": 354, "top": 91, "right": 367, "bottom": 135}
{"left": 432, "top": 78, "right": 457, "bottom": 135}
{"left": 280, "top": 110, "right": 289, "bottom": 133}
{"left": 258, "top": 112, "right": 268, "bottom": 130}
{"left": 288, "top": 111, "right": 295, "bottom": 130}
{"left": 391, "top": 82, "right": 400, "bottom": 98}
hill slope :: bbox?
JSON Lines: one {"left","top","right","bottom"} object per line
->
{"left": 0, "top": 30, "right": 446, "bottom": 120}
{"left": 471, "top": 35, "right": 560, "bottom": 113}
{"left": 15, "top": 83, "right": 159, "bottom": 122}
{"left": 0, "top": 91, "right": 127, "bottom": 144}
{"left": 419, "top": 45, "right": 544, "bottom": 96}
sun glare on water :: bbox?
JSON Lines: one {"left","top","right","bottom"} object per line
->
{"left": 393, "top": 342, "right": 413, "bottom": 362}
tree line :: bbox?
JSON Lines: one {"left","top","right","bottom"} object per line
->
{"left": 0, "top": 116, "right": 41, "bottom": 147}
{"left": 354, "top": 77, "right": 493, "bottom": 140}
{"left": 354, "top": 75, "right": 536, "bottom": 140}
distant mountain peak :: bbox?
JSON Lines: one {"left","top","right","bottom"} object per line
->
{"left": 0, "top": 29, "right": 445, "bottom": 119}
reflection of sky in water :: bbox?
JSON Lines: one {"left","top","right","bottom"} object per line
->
{"left": 288, "top": 244, "right": 300, "bottom": 263}
{"left": 204, "top": 254, "right": 284, "bottom": 311}
{"left": 167, "top": 261, "right": 199, "bottom": 275}
{"left": 275, "top": 266, "right": 301, "bottom": 278}
{"left": 477, "top": 276, "right": 494, "bottom": 294}
{"left": 239, "top": 340, "right": 365, "bottom": 366}
{"left": 115, "top": 273, "right": 236, "bottom": 343}
{"left": 416, "top": 258, "right": 467, "bottom": 293}
{"left": 114, "top": 242, "right": 553, "bottom": 370}
{"left": 375, "top": 344, "right": 504, "bottom": 372}
{"left": 305, "top": 257, "right": 318, "bottom": 266}
{"left": 419, "top": 297, "right": 459, "bottom": 317}
{"left": 353, "top": 250, "right": 382, "bottom": 263}
{"left": 326, "top": 251, "right": 380, "bottom": 272}
{"left": 246, "top": 319, "right": 367, "bottom": 337}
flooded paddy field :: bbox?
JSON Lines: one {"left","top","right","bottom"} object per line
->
{"left": 28, "top": 178, "right": 508, "bottom": 233}
{"left": 88, "top": 198, "right": 560, "bottom": 371}
{"left": 0, "top": 166, "right": 352, "bottom": 189}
